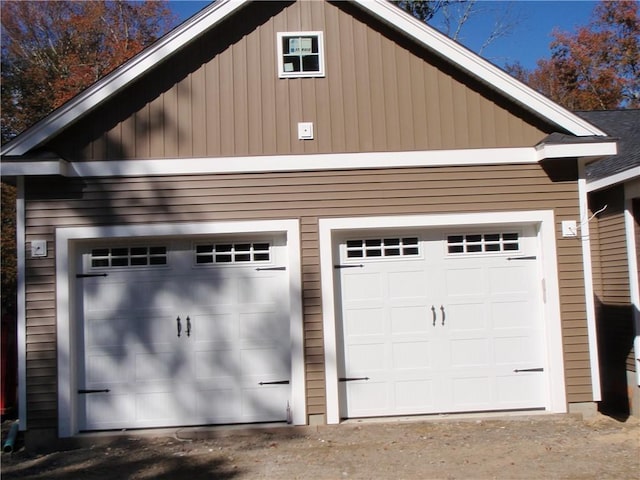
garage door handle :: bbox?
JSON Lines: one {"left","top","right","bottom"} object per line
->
{"left": 440, "top": 305, "right": 446, "bottom": 326}
{"left": 431, "top": 305, "right": 436, "bottom": 326}
{"left": 514, "top": 368, "right": 544, "bottom": 373}
{"left": 78, "top": 389, "right": 110, "bottom": 394}
{"left": 176, "top": 316, "right": 182, "bottom": 337}
{"left": 259, "top": 380, "right": 290, "bottom": 385}
{"left": 255, "top": 266, "right": 286, "bottom": 271}
{"left": 334, "top": 264, "right": 364, "bottom": 269}
{"left": 186, "top": 316, "right": 191, "bottom": 337}
{"left": 339, "top": 377, "right": 370, "bottom": 382}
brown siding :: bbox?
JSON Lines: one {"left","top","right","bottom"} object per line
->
{"left": 23, "top": 163, "right": 588, "bottom": 428}
{"left": 49, "top": 1, "right": 551, "bottom": 161}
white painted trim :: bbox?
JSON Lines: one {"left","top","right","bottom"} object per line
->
{"left": 2, "top": 143, "right": 616, "bottom": 178}
{"left": 586, "top": 166, "right": 640, "bottom": 193}
{"left": 276, "top": 31, "right": 326, "bottom": 78}
{"left": 56, "top": 219, "right": 305, "bottom": 437}
{"left": 319, "top": 210, "right": 566, "bottom": 424}
{"left": 537, "top": 142, "right": 616, "bottom": 161}
{"left": 16, "top": 178, "right": 27, "bottom": 430}
{"left": 0, "top": 0, "right": 249, "bottom": 157}
{"left": 355, "top": 0, "right": 606, "bottom": 137}
{"left": 1, "top": 0, "right": 608, "bottom": 157}
{"left": 624, "top": 180, "right": 640, "bottom": 386}
{"left": 577, "top": 162, "right": 602, "bottom": 401}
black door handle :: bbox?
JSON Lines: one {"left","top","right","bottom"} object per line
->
{"left": 440, "top": 305, "right": 446, "bottom": 326}
{"left": 176, "top": 316, "right": 181, "bottom": 337}
{"left": 431, "top": 305, "right": 436, "bottom": 326}
{"left": 186, "top": 316, "right": 191, "bottom": 337}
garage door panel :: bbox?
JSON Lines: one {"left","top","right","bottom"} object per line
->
{"left": 338, "top": 226, "right": 547, "bottom": 419}
{"left": 390, "top": 306, "right": 431, "bottom": 334}
{"left": 79, "top": 238, "right": 292, "bottom": 431}
{"left": 444, "top": 303, "right": 486, "bottom": 331}
{"left": 391, "top": 341, "right": 432, "bottom": 369}
{"left": 496, "top": 374, "right": 545, "bottom": 405}
{"left": 344, "top": 308, "right": 385, "bottom": 336}
{"left": 342, "top": 272, "right": 383, "bottom": 300}
{"left": 449, "top": 338, "right": 490, "bottom": 367}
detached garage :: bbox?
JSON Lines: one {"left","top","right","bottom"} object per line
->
{"left": 0, "top": 0, "right": 618, "bottom": 446}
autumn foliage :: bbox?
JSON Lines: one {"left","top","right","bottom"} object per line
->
{"left": 508, "top": 1, "right": 640, "bottom": 111}
{"left": 1, "top": 0, "right": 175, "bottom": 142}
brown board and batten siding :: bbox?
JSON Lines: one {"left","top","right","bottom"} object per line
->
{"left": 24, "top": 164, "right": 588, "bottom": 427}
{"left": 48, "top": 0, "right": 551, "bottom": 162}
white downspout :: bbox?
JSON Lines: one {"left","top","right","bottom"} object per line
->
{"left": 16, "top": 177, "right": 27, "bottom": 430}
{"left": 578, "top": 160, "right": 602, "bottom": 401}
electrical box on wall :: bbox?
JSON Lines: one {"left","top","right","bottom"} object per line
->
{"left": 31, "top": 240, "right": 47, "bottom": 257}
{"left": 561, "top": 220, "right": 578, "bottom": 237}
{"left": 298, "top": 122, "right": 314, "bottom": 140}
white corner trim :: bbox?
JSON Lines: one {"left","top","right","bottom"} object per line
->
{"left": 577, "top": 163, "right": 602, "bottom": 401}
{"left": 0, "top": 0, "right": 248, "bottom": 157}
{"left": 319, "top": 210, "right": 566, "bottom": 424}
{"left": 586, "top": 166, "right": 640, "bottom": 193}
{"left": 56, "top": 218, "right": 305, "bottom": 436}
{"left": 3, "top": 143, "right": 617, "bottom": 178}
{"left": 355, "top": 0, "right": 607, "bottom": 137}
{"left": 16, "top": 178, "right": 27, "bottom": 430}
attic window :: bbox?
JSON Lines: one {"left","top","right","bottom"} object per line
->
{"left": 277, "top": 32, "right": 325, "bottom": 78}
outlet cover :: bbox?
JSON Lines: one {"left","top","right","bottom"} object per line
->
{"left": 561, "top": 220, "right": 577, "bottom": 237}
{"left": 298, "top": 122, "right": 314, "bottom": 140}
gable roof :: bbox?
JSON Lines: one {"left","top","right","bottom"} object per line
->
{"left": 576, "top": 110, "right": 640, "bottom": 184}
{"left": 1, "top": 0, "right": 607, "bottom": 158}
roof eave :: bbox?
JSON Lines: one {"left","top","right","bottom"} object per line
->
{"left": 0, "top": 0, "right": 249, "bottom": 157}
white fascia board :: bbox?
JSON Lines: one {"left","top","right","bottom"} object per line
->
{"left": 0, "top": 0, "right": 248, "bottom": 157}
{"left": 4, "top": 143, "right": 616, "bottom": 179}
{"left": 586, "top": 166, "right": 640, "bottom": 193}
{"left": 354, "top": 0, "right": 607, "bottom": 137}
{"left": 536, "top": 141, "right": 617, "bottom": 161}
{"left": 0, "top": 160, "right": 70, "bottom": 176}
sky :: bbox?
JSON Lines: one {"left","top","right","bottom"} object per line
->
{"left": 168, "top": 0, "right": 599, "bottom": 70}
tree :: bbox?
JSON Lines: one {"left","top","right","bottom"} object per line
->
{"left": 0, "top": 1, "right": 176, "bottom": 345}
{"left": 507, "top": 0, "right": 640, "bottom": 111}
{"left": 394, "top": 0, "right": 523, "bottom": 57}
{"left": 1, "top": 0, "right": 176, "bottom": 143}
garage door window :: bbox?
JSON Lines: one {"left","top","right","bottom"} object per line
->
{"left": 195, "top": 242, "right": 271, "bottom": 264}
{"left": 346, "top": 237, "right": 419, "bottom": 259}
{"left": 90, "top": 246, "right": 167, "bottom": 268}
{"left": 446, "top": 233, "right": 519, "bottom": 255}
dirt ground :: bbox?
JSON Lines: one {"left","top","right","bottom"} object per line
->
{"left": 1, "top": 413, "right": 639, "bottom": 480}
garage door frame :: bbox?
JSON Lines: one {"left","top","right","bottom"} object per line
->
{"left": 320, "top": 210, "right": 566, "bottom": 424}
{"left": 56, "top": 219, "right": 304, "bottom": 437}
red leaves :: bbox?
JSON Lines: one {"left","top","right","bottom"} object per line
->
{"left": 1, "top": 0, "right": 176, "bottom": 141}
{"left": 508, "top": 0, "right": 639, "bottom": 111}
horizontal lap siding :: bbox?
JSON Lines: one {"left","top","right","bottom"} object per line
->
{"left": 24, "top": 163, "right": 588, "bottom": 427}
{"left": 589, "top": 187, "right": 635, "bottom": 373}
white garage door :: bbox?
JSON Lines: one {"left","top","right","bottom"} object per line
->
{"left": 77, "top": 236, "right": 291, "bottom": 431}
{"left": 336, "top": 225, "right": 546, "bottom": 418}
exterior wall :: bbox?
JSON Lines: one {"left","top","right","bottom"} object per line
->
{"left": 48, "top": 0, "right": 550, "bottom": 161}
{"left": 23, "top": 162, "right": 589, "bottom": 429}
{"left": 589, "top": 186, "right": 636, "bottom": 414}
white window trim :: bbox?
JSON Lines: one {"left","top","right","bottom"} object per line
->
{"left": 319, "top": 210, "right": 567, "bottom": 424}
{"left": 56, "top": 219, "right": 304, "bottom": 436}
{"left": 277, "top": 31, "right": 325, "bottom": 78}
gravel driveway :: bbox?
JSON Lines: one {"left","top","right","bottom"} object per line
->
{"left": 2, "top": 413, "right": 639, "bottom": 479}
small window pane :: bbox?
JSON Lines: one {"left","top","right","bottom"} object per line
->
{"left": 130, "top": 257, "right": 148, "bottom": 266}
{"left": 92, "top": 259, "right": 109, "bottom": 268}
{"left": 150, "top": 246, "right": 166, "bottom": 255}
{"left": 216, "top": 254, "right": 232, "bottom": 263}
{"left": 448, "top": 245, "right": 464, "bottom": 254}
{"left": 365, "top": 239, "right": 381, "bottom": 247}
{"left": 254, "top": 253, "right": 270, "bottom": 261}
{"left": 112, "top": 257, "right": 129, "bottom": 267}
{"left": 485, "top": 244, "right": 500, "bottom": 252}
{"left": 112, "top": 248, "right": 128, "bottom": 257}
{"left": 485, "top": 234, "right": 500, "bottom": 242}
{"left": 504, "top": 243, "right": 519, "bottom": 251}
{"left": 130, "top": 247, "right": 147, "bottom": 256}
{"left": 347, "top": 240, "right": 362, "bottom": 248}
{"left": 235, "top": 244, "right": 251, "bottom": 252}
{"left": 467, "top": 244, "right": 482, "bottom": 253}
{"left": 366, "top": 249, "right": 382, "bottom": 257}
{"left": 196, "top": 256, "right": 213, "bottom": 264}
{"left": 466, "top": 235, "right": 482, "bottom": 243}
{"left": 447, "top": 236, "right": 463, "bottom": 244}
{"left": 92, "top": 248, "right": 109, "bottom": 257}
{"left": 196, "top": 245, "right": 213, "bottom": 254}
{"left": 216, "top": 244, "right": 232, "bottom": 252}
{"left": 150, "top": 257, "right": 167, "bottom": 265}
{"left": 503, "top": 233, "right": 518, "bottom": 241}
{"left": 384, "top": 238, "right": 400, "bottom": 246}
{"left": 347, "top": 250, "right": 363, "bottom": 258}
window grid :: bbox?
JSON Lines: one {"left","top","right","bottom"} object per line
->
{"left": 90, "top": 246, "right": 167, "bottom": 268}
{"left": 446, "top": 233, "right": 519, "bottom": 255}
{"left": 277, "top": 31, "right": 324, "bottom": 78}
{"left": 346, "top": 237, "right": 419, "bottom": 259}
{"left": 195, "top": 242, "right": 271, "bottom": 264}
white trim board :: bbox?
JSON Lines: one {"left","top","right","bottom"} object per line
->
{"left": 1, "top": 142, "right": 616, "bottom": 178}
{"left": 56, "top": 219, "right": 305, "bottom": 437}
{"left": 586, "top": 166, "right": 640, "bottom": 193}
{"left": 319, "top": 210, "right": 567, "bottom": 424}
{"left": 1, "top": 0, "right": 607, "bottom": 157}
